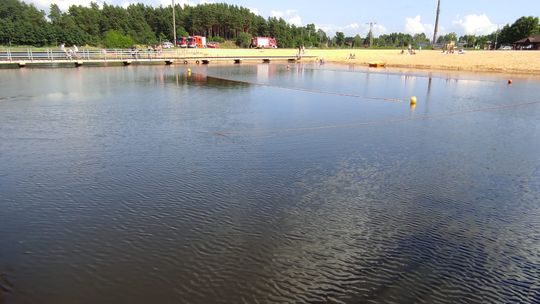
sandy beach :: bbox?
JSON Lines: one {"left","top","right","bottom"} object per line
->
{"left": 189, "top": 48, "right": 540, "bottom": 75}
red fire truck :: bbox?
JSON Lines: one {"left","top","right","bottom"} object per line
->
{"left": 176, "top": 37, "right": 188, "bottom": 48}
{"left": 251, "top": 37, "right": 278, "bottom": 48}
{"left": 187, "top": 36, "right": 207, "bottom": 48}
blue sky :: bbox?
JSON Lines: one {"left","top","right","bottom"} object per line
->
{"left": 28, "top": 0, "right": 540, "bottom": 37}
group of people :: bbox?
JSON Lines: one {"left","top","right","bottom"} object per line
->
{"left": 133, "top": 45, "right": 165, "bottom": 58}
{"left": 401, "top": 44, "right": 417, "bottom": 55}
{"left": 60, "top": 43, "right": 79, "bottom": 59}
{"left": 151, "top": 44, "right": 163, "bottom": 53}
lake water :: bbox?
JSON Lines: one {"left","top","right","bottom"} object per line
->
{"left": 1, "top": 64, "right": 539, "bottom": 303}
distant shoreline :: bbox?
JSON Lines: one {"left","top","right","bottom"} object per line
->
{"left": 171, "top": 48, "right": 540, "bottom": 75}
{"left": 1, "top": 48, "right": 539, "bottom": 75}
{"left": 202, "top": 48, "right": 540, "bottom": 75}
{"left": 308, "top": 49, "right": 540, "bottom": 75}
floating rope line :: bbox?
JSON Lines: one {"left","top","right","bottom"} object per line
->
{"left": 206, "top": 75, "right": 402, "bottom": 103}
{"left": 195, "top": 100, "right": 540, "bottom": 136}
{"left": 299, "top": 66, "right": 501, "bottom": 84}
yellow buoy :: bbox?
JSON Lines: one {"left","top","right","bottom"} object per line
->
{"left": 410, "top": 96, "right": 417, "bottom": 105}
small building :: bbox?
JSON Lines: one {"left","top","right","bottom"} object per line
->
{"left": 514, "top": 35, "right": 540, "bottom": 50}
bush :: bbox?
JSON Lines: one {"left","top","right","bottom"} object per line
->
{"left": 210, "top": 36, "right": 225, "bottom": 43}
{"left": 235, "top": 32, "right": 252, "bottom": 48}
{"left": 220, "top": 41, "right": 239, "bottom": 49}
{"left": 103, "top": 30, "right": 134, "bottom": 48}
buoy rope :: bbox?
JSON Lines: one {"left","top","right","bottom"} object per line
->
{"left": 206, "top": 75, "right": 402, "bottom": 103}
{"left": 298, "top": 66, "right": 501, "bottom": 84}
{"left": 195, "top": 100, "right": 540, "bottom": 136}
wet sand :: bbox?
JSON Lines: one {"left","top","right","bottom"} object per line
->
{"left": 192, "top": 48, "right": 540, "bottom": 75}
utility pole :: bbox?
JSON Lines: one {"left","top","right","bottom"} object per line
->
{"left": 432, "top": 0, "right": 441, "bottom": 45}
{"left": 172, "top": 0, "right": 176, "bottom": 45}
{"left": 494, "top": 24, "right": 500, "bottom": 50}
{"left": 366, "top": 22, "right": 376, "bottom": 47}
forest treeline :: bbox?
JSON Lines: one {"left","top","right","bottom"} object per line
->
{"left": 0, "top": 0, "right": 538, "bottom": 49}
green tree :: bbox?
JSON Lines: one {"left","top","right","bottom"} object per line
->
{"left": 413, "top": 33, "right": 429, "bottom": 47}
{"left": 317, "top": 29, "right": 328, "bottom": 47}
{"left": 68, "top": 3, "right": 101, "bottom": 45}
{"left": 235, "top": 32, "right": 252, "bottom": 47}
{"left": 103, "top": 30, "right": 134, "bottom": 48}
{"left": 0, "top": 19, "right": 15, "bottom": 45}
{"left": 499, "top": 16, "right": 540, "bottom": 44}
{"left": 335, "top": 31, "right": 345, "bottom": 47}
{"left": 353, "top": 34, "right": 363, "bottom": 48}
{"left": 177, "top": 27, "right": 189, "bottom": 38}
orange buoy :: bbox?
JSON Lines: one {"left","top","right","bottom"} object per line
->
{"left": 508, "top": 79, "right": 513, "bottom": 85}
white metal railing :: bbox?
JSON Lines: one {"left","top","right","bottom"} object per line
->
{"left": 0, "top": 48, "right": 182, "bottom": 62}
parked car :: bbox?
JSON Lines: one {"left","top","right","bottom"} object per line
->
{"left": 499, "top": 45, "right": 513, "bottom": 50}
{"left": 207, "top": 42, "right": 220, "bottom": 48}
{"left": 162, "top": 41, "right": 174, "bottom": 49}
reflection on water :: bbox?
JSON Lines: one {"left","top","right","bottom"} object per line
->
{"left": 0, "top": 65, "right": 539, "bottom": 303}
{"left": 152, "top": 72, "right": 250, "bottom": 89}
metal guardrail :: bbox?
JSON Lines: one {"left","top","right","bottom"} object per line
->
{"left": 0, "top": 48, "right": 313, "bottom": 67}
{"left": 0, "top": 48, "right": 178, "bottom": 62}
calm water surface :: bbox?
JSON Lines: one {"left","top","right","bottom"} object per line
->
{"left": 1, "top": 64, "right": 540, "bottom": 303}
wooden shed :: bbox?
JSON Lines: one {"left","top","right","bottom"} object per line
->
{"left": 514, "top": 35, "right": 540, "bottom": 50}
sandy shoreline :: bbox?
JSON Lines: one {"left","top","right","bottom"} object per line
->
{"left": 1, "top": 47, "right": 539, "bottom": 75}
{"left": 195, "top": 48, "right": 540, "bottom": 75}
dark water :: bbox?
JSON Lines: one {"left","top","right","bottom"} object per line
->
{"left": 1, "top": 64, "right": 539, "bottom": 303}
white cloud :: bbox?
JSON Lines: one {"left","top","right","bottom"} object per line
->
{"left": 29, "top": 0, "right": 92, "bottom": 11}
{"left": 121, "top": 1, "right": 136, "bottom": 8}
{"left": 404, "top": 15, "right": 434, "bottom": 36}
{"left": 248, "top": 7, "right": 259, "bottom": 16}
{"left": 270, "top": 10, "right": 284, "bottom": 18}
{"left": 271, "top": 9, "right": 302, "bottom": 26}
{"left": 288, "top": 15, "right": 302, "bottom": 26}
{"left": 344, "top": 23, "right": 360, "bottom": 30}
{"left": 363, "top": 23, "right": 387, "bottom": 37}
{"left": 316, "top": 23, "right": 387, "bottom": 37}
{"left": 453, "top": 14, "right": 498, "bottom": 35}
